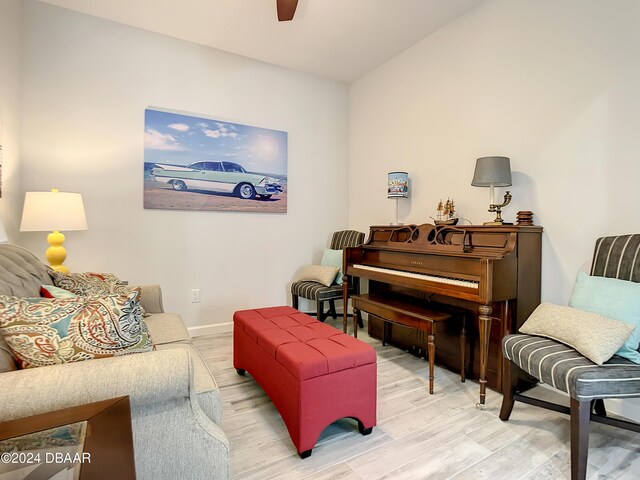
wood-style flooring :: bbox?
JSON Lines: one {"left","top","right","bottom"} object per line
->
{"left": 192, "top": 318, "right": 640, "bottom": 480}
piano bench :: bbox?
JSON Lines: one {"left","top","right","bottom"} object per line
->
{"left": 232, "top": 306, "right": 377, "bottom": 458}
{"left": 351, "top": 293, "right": 466, "bottom": 395}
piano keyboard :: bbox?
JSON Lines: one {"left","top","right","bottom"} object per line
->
{"left": 352, "top": 264, "right": 479, "bottom": 289}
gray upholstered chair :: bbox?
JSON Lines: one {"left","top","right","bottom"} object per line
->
{"left": 500, "top": 234, "right": 640, "bottom": 480}
{"left": 291, "top": 230, "right": 365, "bottom": 322}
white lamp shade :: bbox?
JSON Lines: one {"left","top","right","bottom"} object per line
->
{"left": 20, "top": 191, "right": 88, "bottom": 232}
{"left": 388, "top": 172, "right": 409, "bottom": 198}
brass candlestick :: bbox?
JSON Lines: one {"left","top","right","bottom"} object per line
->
{"left": 484, "top": 191, "right": 512, "bottom": 225}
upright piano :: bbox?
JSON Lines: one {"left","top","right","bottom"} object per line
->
{"left": 342, "top": 223, "right": 542, "bottom": 405}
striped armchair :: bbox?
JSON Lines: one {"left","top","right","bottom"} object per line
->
{"left": 291, "top": 230, "right": 365, "bottom": 322}
{"left": 500, "top": 234, "right": 640, "bottom": 480}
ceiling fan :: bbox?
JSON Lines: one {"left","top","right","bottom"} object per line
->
{"left": 276, "top": 0, "right": 298, "bottom": 21}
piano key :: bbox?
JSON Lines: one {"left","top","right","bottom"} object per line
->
{"left": 352, "top": 264, "right": 479, "bottom": 289}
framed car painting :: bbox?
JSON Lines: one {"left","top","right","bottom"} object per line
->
{"left": 144, "top": 108, "right": 288, "bottom": 213}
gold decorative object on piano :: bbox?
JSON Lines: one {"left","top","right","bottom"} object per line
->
{"left": 342, "top": 222, "right": 543, "bottom": 407}
{"left": 471, "top": 156, "right": 513, "bottom": 225}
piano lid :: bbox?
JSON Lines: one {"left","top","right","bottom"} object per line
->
{"left": 362, "top": 223, "right": 536, "bottom": 258}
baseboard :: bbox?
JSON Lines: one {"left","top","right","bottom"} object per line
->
{"left": 187, "top": 312, "right": 352, "bottom": 337}
{"left": 188, "top": 321, "right": 233, "bottom": 337}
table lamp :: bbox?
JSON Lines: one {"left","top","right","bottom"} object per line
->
{"left": 471, "top": 156, "right": 512, "bottom": 225}
{"left": 20, "top": 189, "right": 88, "bottom": 272}
{"left": 388, "top": 171, "right": 409, "bottom": 225}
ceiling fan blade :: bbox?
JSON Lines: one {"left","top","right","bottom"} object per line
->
{"left": 277, "top": 0, "right": 298, "bottom": 21}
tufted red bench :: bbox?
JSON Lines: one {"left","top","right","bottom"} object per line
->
{"left": 233, "top": 306, "right": 377, "bottom": 458}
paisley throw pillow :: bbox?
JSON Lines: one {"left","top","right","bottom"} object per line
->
{"left": 40, "top": 285, "right": 77, "bottom": 298}
{"left": 50, "top": 271, "right": 131, "bottom": 297}
{"left": 0, "top": 289, "right": 153, "bottom": 369}
{"left": 50, "top": 271, "right": 147, "bottom": 316}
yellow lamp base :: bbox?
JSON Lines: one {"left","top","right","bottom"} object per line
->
{"left": 46, "top": 231, "right": 70, "bottom": 273}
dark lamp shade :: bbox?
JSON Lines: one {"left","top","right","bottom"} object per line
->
{"left": 387, "top": 172, "right": 409, "bottom": 198}
{"left": 471, "top": 156, "right": 512, "bottom": 187}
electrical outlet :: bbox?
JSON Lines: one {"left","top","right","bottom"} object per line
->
{"left": 191, "top": 289, "right": 200, "bottom": 303}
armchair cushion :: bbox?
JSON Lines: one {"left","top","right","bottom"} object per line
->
{"left": 294, "top": 265, "right": 339, "bottom": 287}
{"left": 519, "top": 303, "right": 634, "bottom": 365}
{"left": 0, "top": 290, "right": 153, "bottom": 368}
{"left": 291, "top": 281, "right": 343, "bottom": 302}
{"left": 569, "top": 271, "right": 640, "bottom": 363}
{"left": 503, "top": 333, "right": 640, "bottom": 400}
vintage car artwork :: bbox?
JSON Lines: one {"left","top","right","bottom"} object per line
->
{"left": 151, "top": 161, "right": 284, "bottom": 200}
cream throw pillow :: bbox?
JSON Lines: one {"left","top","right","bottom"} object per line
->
{"left": 295, "top": 265, "right": 340, "bottom": 287}
{"left": 519, "top": 303, "right": 635, "bottom": 365}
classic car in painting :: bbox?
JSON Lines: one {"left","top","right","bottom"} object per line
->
{"left": 144, "top": 108, "right": 287, "bottom": 212}
{"left": 151, "top": 161, "right": 284, "bottom": 199}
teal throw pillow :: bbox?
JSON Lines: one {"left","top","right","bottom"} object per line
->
{"left": 569, "top": 271, "right": 640, "bottom": 363}
{"left": 321, "top": 248, "right": 343, "bottom": 285}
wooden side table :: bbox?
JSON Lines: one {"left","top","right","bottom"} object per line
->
{"left": 0, "top": 396, "right": 136, "bottom": 479}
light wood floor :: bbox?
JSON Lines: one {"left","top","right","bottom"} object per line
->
{"left": 192, "top": 318, "right": 640, "bottom": 480}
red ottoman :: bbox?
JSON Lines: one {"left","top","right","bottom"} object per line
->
{"left": 233, "top": 306, "right": 377, "bottom": 458}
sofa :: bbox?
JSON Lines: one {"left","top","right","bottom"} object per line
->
{"left": 0, "top": 243, "right": 230, "bottom": 480}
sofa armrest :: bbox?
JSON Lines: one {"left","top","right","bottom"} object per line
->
{"left": 0, "top": 349, "right": 191, "bottom": 422}
{"left": 136, "top": 284, "right": 164, "bottom": 314}
{"left": 0, "top": 328, "right": 230, "bottom": 479}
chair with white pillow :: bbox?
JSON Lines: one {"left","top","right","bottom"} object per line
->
{"left": 291, "top": 230, "right": 364, "bottom": 322}
{"left": 500, "top": 234, "right": 640, "bottom": 480}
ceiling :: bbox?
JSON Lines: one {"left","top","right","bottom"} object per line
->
{"left": 39, "top": 0, "right": 483, "bottom": 83}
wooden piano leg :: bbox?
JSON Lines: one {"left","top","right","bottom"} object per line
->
{"left": 342, "top": 279, "right": 349, "bottom": 334}
{"left": 460, "top": 316, "right": 466, "bottom": 383}
{"left": 478, "top": 304, "right": 492, "bottom": 406}
{"left": 427, "top": 333, "right": 435, "bottom": 394}
{"left": 382, "top": 321, "right": 389, "bottom": 346}
{"left": 353, "top": 307, "right": 360, "bottom": 338}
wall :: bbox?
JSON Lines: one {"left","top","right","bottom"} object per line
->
{"left": 349, "top": 0, "right": 640, "bottom": 419}
{"left": 350, "top": 0, "right": 640, "bottom": 303}
{"left": 0, "top": 0, "right": 23, "bottom": 238}
{"left": 20, "top": 0, "right": 349, "bottom": 331}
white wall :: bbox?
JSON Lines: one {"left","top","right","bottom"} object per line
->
{"left": 0, "top": 0, "right": 23, "bottom": 238}
{"left": 20, "top": 0, "right": 349, "bottom": 329}
{"left": 349, "top": 0, "right": 640, "bottom": 305}
{"left": 349, "top": 0, "right": 640, "bottom": 419}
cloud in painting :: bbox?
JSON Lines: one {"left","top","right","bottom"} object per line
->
{"left": 168, "top": 123, "right": 189, "bottom": 132}
{"left": 203, "top": 124, "right": 239, "bottom": 139}
{"left": 204, "top": 129, "right": 221, "bottom": 138}
{"left": 144, "top": 109, "right": 286, "bottom": 176}
{"left": 144, "top": 128, "right": 183, "bottom": 151}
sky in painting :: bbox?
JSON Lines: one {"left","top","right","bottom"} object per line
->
{"left": 144, "top": 109, "right": 287, "bottom": 176}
